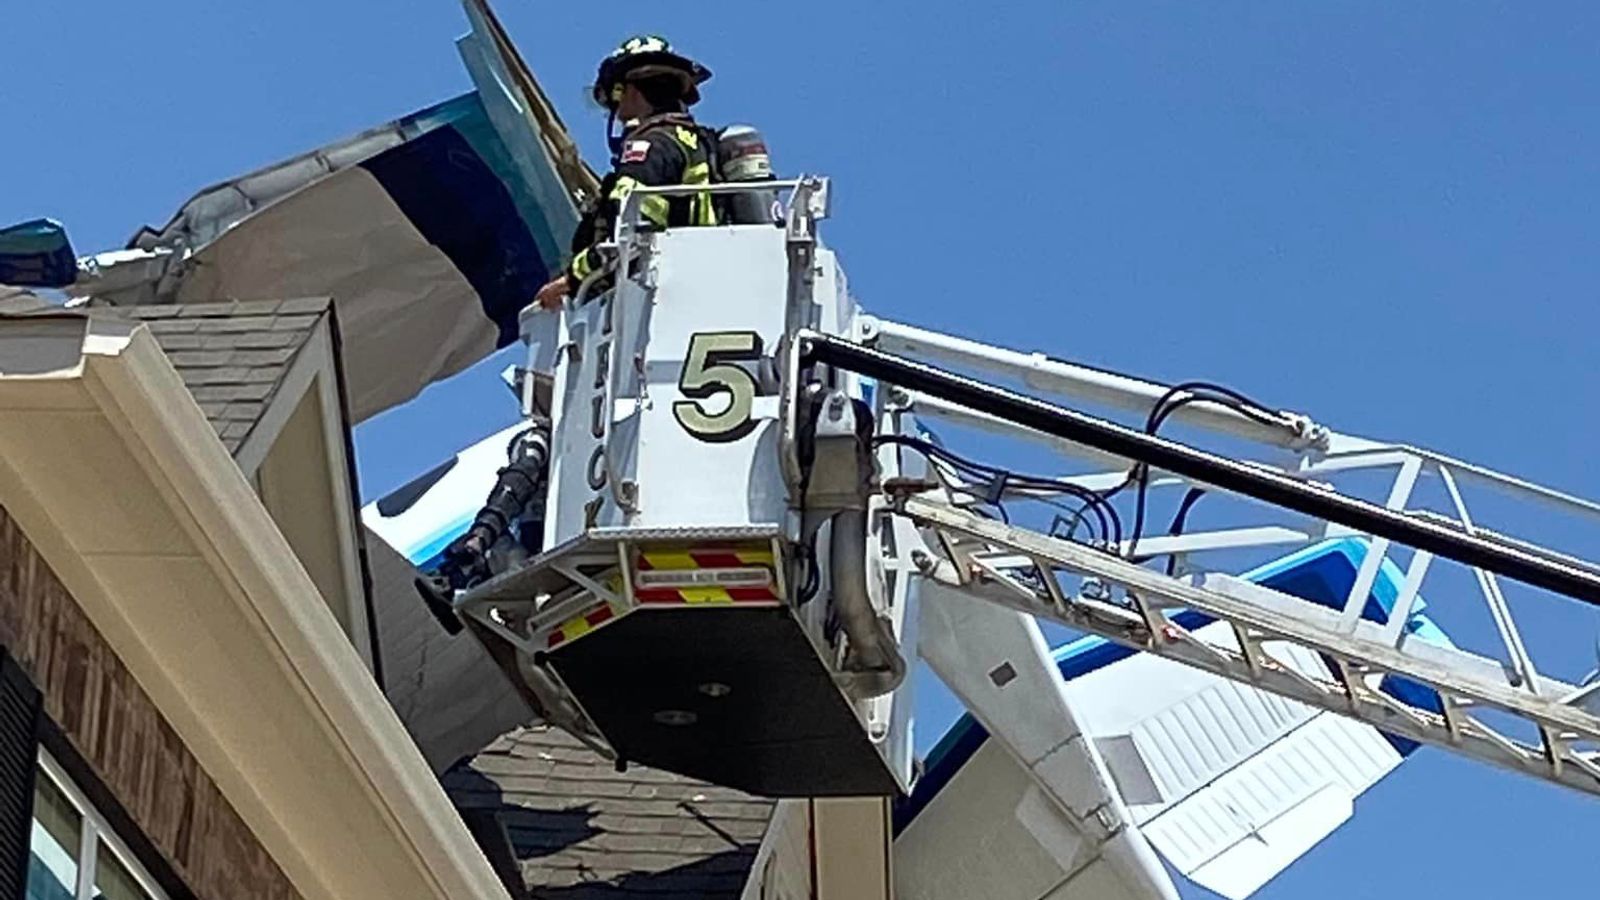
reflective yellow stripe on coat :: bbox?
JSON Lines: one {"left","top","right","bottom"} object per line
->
{"left": 674, "top": 128, "right": 717, "bottom": 226}
{"left": 610, "top": 175, "right": 670, "bottom": 227}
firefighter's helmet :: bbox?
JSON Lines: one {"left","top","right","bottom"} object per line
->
{"left": 592, "top": 35, "right": 712, "bottom": 109}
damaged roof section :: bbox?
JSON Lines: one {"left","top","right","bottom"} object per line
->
{"left": 445, "top": 726, "right": 774, "bottom": 898}
{"left": 0, "top": 285, "right": 50, "bottom": 315}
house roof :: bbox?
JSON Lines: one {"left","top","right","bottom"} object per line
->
{"left": 0, "top": 284, "right": 49, "bottom": 314}
{"left": 100, "top": 298, "right": 334, "bottom": 454}
{"left": 4, "top": 294, "right": 381, "bottom": 677}
{"left": 1, "top": 296, "right": 333, "bottom": 455}
{"left": 444, "top": 725, "right": 775, "bottom": 899}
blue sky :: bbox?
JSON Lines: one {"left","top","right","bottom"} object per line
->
{"left": 7, "top": 2, "right": 1600, "bottom": 897}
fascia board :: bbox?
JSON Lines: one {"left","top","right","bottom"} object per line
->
{"left": 0, "top": 318, "right": 508, "bottom": 900}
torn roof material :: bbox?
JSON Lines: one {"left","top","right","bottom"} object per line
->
{"left": 0, "top": 285, "right": 51, "bottom": 315}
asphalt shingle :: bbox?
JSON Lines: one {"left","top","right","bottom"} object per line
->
{"left": 116, "top": 298, "right": 331, "bottom": 454}
{"left": 2, "top": 296, "right": 332, "bottom": 455}
{"left": 444, "top": 726, "right": 774, "bottom": 899}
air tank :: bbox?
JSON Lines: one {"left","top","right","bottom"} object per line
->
{"left": 717, "top": 124, "right": 780, "bottom": 225}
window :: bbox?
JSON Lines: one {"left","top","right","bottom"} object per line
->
{"left": 26, "top": 773, "right": 77, "bottom": 900}
{"left": 26, "top": 752, "right": 166, "bottom": 900}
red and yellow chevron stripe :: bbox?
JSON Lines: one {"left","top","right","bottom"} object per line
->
{"left": 632, "top": 542, "right": 782, "bottom": 605}
{"left": 546, "top": 603, "right": 616, "bottom": 648}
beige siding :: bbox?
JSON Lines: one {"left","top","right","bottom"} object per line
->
{"left": 745, "top": 798, "right": 892, "bottom": 900}
{"left": 255, "top": 385, "right": 352, "bottom": 633}
{"left": 814, "top": 798, "right": 893, "bottom": 899}
{"left": 744, "top": 801, "right": 814, "bottom": 900}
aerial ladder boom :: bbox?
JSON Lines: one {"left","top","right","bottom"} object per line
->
{"left": 801, "top": 327, "right": 1600, "bottom": 797}
{"left": 432, "top": 172, "right": 1600, "bottom": 816}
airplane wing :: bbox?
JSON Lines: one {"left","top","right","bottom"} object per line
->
{"left": 896, "top": 538, "right": 1450, "bottom": 900}
{"left": 71, "top": 0, "right": 586, "bottom": 425}
{"left": 362, "top": 420, "right": 539, "bottom": 770}
{"left": 904, "top": 585, "right": 1181, "bottom": 900}
{"left": 1058, "top": 629, "right": 1402, "bottom": 900}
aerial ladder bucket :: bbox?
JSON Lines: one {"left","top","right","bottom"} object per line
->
{"left": 452, "top": 179, "right": 915, "bottom": 796}
{"left": 432, "top": 173, "right": 1600, "bottom": 815}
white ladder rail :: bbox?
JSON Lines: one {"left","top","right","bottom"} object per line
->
{"left": 896, "top": 494, "right": 1600, "bottom": 799}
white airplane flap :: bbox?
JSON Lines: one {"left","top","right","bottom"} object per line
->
{"left": 1139, "top": 712, "right": 1402, "bottom": 899}
{"left": 1120, "top": 678, "right": 1317, "bottom": 819}
{"left": 1060, "top": 622, "right": 1337, "bottom": 820}
{"left": 1181, "top": 784, "right": 1351, "bottom": 900}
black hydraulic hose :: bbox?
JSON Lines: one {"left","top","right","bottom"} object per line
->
{"left": 799, "top": 333, "right": 1600, "bottom": 607}
{"left": 466, "top": 464, "right": 542, "bottom": 545}
{"left": 415, "top": 429, "right": 550, "bottom": 634}
{"left": 460, "top": 431, "right": 551, "bottom": 550}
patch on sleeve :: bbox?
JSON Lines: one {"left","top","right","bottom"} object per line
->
{"left": 621, "top": 140, "right": 651, "bottom": 164}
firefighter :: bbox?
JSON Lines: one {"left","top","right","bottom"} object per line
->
{"left": 534, "top": 35, "right": 717, "bottom": 311}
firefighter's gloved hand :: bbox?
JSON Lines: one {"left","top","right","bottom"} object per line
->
{"left": 440, "top": 532, "right": 492, "bottom": 589}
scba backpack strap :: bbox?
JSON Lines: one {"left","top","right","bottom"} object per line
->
{"left": 698, "top": 124, "right": 732, "bottom": 223}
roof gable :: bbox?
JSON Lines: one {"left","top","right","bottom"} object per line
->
{"left": 2, "top": 296, "right": 335, "bottom": 456}
{"left": 112, "top": 298, "right": 333, "bottom": 453}
{"left": 1, "top": 295, "right": 377, "bottom": 673}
